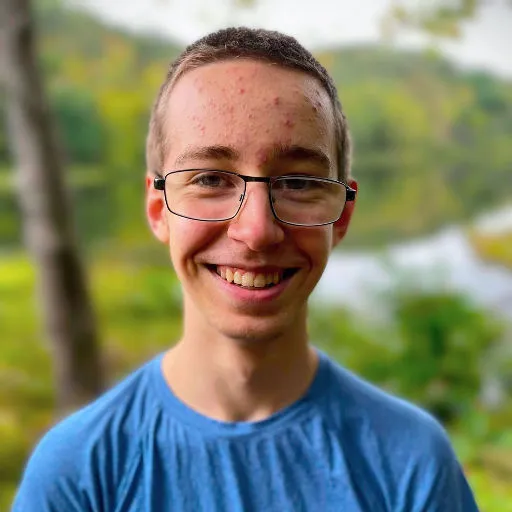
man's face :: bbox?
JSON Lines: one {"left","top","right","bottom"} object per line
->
{"left": 147, "top": 59, "right": 356, "bottom": 342}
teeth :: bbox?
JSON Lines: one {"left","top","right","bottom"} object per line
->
{"left": 253, "top": 274, "right": 266, "bottom": 288}
{"left": 241, "top": 272, "right": 254, "bottom": 287}
{"left": 216, "top": 266, "right": 283, "bottom": 288}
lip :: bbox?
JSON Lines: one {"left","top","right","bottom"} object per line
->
{"left": 208, "top": 263, "right": 287, "bottom": 273}
{"left": 206, "top": 265, "right": 294, "bottom": 303}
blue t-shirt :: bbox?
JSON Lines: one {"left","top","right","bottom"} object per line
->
{"left": 13, "top": 350, "right": 478, "bottom": 511}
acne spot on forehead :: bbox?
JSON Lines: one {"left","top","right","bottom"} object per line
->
{"left": 167, "top": 62, "right": 337, "bottom": 168}
{"left": 256, "top": 148, "right": 268, "bottom": 164}
{"left": 193, "top": 121, "right": 205, "bottom": 134}
{"left": 192, "top": 77, "right": 204, "bottom": 91}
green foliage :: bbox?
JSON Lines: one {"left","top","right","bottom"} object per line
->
{"left": 0, "top": 169, "right": 21, "bottom": 246}
{"left": 392, "top": 292, "right": 503, "bottom": 423}
{"left": 52, "top": 87, "right": 106, "bottom": 164}
{"left": 309, "top": 307, "right": 398, "bottom": 384}
{"left": 386, "top": 1, "right": 512, "bottom": 42}
{"left": 389, "top": 0, "right": 478, "bottom": 38}
{"left": 328, "top": 48, "right": 512, "bottom": 246}
{"left": 0, "top": 102, "right": 9, "bottom": 162}
{"left": 310, "top": 291, "right": 505, "bottom": 425}
{"left": 0, "top": 164, "right": 115, "bottom": 247}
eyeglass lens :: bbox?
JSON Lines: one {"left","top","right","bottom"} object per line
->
{"left": 163, "top": 170, "right": 346, "bottom": 225}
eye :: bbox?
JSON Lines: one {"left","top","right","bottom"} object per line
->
{"left": 190, "top": 171, "right": 237, "bottom": 188}
{"left": 193, "top": 172, "right": 222, "bottom": 187}
{"left": 276, "top": 177, "right": 323, "bottom": 191}
{"left": 283, "top": 178, "right": 307, "bottom": 190}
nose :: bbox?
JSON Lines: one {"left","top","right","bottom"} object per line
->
{"left": 227, "top": 183, "right": 285, "bottom": 250}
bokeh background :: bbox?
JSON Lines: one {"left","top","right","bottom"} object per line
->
{"left": 1, "top": 0, "right": 511, "bottom": 509}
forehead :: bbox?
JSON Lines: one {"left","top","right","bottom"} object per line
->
{"left": 163, "top": 59, "right": 336, "bottom": 168}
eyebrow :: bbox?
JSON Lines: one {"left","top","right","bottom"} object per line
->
{"left": 174, "top": 145, "right": 240, "bottom": 166}
{"left": 269, "top": 144, "right": 332, "bottom": 169}
{"left": 174, "top": 143, "right": 331, "bottom": 169}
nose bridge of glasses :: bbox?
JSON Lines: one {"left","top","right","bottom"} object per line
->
{"left": 238, "top": 175, "right": 271, "bottom": 200}
{"left": 242, "top": 175, "right": 271, "bottom": 184}
{"left": 237, "top": 177, "right": 275, "bottom": 219}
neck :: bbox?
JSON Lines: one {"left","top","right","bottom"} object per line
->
{"left": 162, "top": 310, "right": 317, "bottom": 423}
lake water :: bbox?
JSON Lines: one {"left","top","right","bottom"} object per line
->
{"left": 313, "top": 206, "right": 512, "bottom": 321}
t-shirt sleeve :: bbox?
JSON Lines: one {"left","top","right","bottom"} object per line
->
{"left": 420, "top": 447, "right": 479, "bottom": 512}
{"left": 403, "top": 419, "right": 480, "bottom": 512}
{"left": 11, "top": 426, "right": 90, "bottom": 512}
{"left": 417, "top": 451, "right": 478, "bottom": 511}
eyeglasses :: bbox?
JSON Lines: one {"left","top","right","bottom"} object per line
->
{"left": 154, "top": 169, "right": 356, "bottom": 227}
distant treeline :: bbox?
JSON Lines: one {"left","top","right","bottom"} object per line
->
{"left": 1, "top": 1, "right": 511, "bottom": 249}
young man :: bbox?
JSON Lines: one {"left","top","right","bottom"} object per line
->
{"left": 14, "top": 28, "right": 478, "bottom": 511}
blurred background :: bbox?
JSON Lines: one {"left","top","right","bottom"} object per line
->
{"left": 0, "top": 0, "right": 511, "bottom": 509}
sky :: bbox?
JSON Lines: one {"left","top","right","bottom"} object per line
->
{"left": 69, "top": 0, "right": 512, "bottom": 79}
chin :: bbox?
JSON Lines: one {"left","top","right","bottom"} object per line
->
{"left": 214, "top": 318, "right": 288, "bottom": 345}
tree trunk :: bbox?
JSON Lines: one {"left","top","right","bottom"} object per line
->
{"left": 0, "top": 0, "right": 104, "bottom": 410}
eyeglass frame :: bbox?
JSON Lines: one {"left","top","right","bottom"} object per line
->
{"left": 153, "top": 169, "right": 357, "bottom": 227}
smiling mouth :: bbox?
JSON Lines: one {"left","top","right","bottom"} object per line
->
{"left": 208, "top": 265, "right": 298, "bottom": 289}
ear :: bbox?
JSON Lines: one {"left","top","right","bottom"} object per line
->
{"left": 146, "top": 174, "right": 170, "bottom": 244}
{"left": 332, "top": 179, "right": 357, "bottom": 248}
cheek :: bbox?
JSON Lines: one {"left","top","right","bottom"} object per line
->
{"left": 295, "top": 228, "right": 333, "bottom": 266}
{"left": 167, "top": 217, "right": 220, "bottom": 263}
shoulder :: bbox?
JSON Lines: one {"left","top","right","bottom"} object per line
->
{"left": 318, "top": 351, "right": 448, "bottom": 442}
{"left": 315, "top": 353, "right": 478, "bottom": 510}
{"left": 12, "top": 355, "right": 162, "bottom": 511}
{"left": 45, "top": 354, "right": 160, "bottom": 451}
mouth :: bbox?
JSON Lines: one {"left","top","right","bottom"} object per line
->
{"left": 207, "top": 265, "right": 298, "bottom": 289}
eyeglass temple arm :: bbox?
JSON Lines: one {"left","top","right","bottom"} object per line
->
{"left": 154, "top": 177, "right": 165, "bottom": 190}
{"left": 346, "top": 187, "right": 356, "bottom": 202}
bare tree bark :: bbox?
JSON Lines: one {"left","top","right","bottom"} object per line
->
{"left": 0, "top": 0, "right": 104, "bottom": 410}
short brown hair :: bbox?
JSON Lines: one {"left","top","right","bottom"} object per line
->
{"left": 146, "top": 27, "right": 352, "bottom": 180}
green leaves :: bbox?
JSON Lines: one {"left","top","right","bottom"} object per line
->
{"left": 386, "top": 0, "right": 479, "bottom": 39}
{"left": 392, "top": 291, "right": 503, "bottom": 423}
{"left": 310, "top": 290, "right": 506, "bottom": 426}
